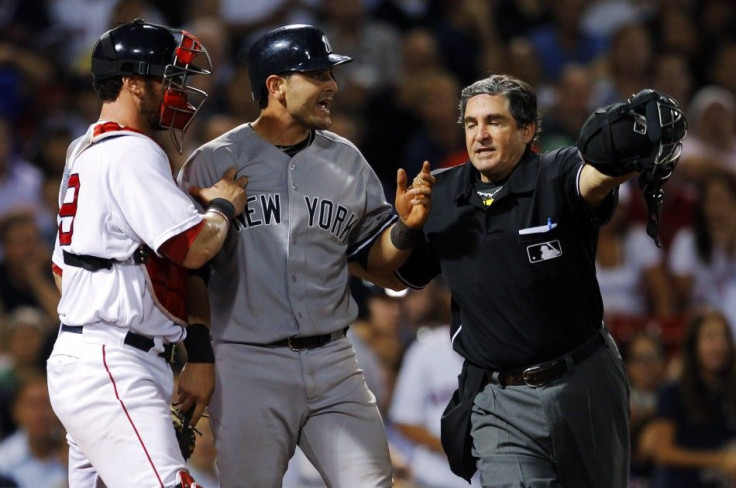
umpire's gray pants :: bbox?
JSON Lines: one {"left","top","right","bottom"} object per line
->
{"left": 470, "top": 332, "right": 630, "bottom": 488}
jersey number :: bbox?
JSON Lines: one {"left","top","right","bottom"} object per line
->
{"left": 58, "top": 173, "right": 80, "bottom": 245}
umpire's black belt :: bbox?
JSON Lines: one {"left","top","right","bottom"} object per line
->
{"left": 234, "top": 328, "right": 348, "bottom": 352}
{"left": 61, "top": 324, "right": 175, "bottom": 363}
{"left": 495, "top": 330, "right": 606, "bottom": 388}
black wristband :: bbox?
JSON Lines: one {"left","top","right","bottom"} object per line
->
{"left": 183, "top": 323, "right": 215, "bottom": 363}
{"left": 390, "top": 219, "right": 422, "bottom": 250}
{"left": 206, "top": 198, "right": 235, "bottom": 221}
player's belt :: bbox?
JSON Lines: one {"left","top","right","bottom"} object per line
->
{"left": 60, "top": 324, "right": 176, "bottom": 363}
{"left": 495, "top": 331, "right": 606, "bottom": 388}
{"left": 234, "top": 328, "right": 348, "bottom": 352}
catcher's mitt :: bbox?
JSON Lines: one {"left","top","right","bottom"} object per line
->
{"left": 170, "top": 404, "right": 197, "bottom": 460}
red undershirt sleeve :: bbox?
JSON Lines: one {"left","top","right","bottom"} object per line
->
{"left": 158, "top": 220, "right": 206, "bottom": 265}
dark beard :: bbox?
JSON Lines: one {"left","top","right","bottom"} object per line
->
{"left": 141, "top": 78, "right": 164, "bottom": 131}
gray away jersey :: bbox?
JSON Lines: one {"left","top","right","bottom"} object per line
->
{"left": 178, "top": 124, "right": 396, "bottom": 343}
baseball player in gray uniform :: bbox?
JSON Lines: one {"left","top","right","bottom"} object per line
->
{"left": 177, "top": 24, "right": 433, "bottom": 487}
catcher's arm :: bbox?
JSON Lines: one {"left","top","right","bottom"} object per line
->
{"left": 175, "top": 274, "right": 215, "bottom": 427}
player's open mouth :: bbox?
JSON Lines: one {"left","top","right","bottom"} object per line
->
{"left": 318, "top": 100, "right": 331, "bottom": 112}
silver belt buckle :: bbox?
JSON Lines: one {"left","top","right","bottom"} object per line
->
{"left": 522, "top": 365, "right": 545, "bottom": 388}
{"left": 287, "top": 337, "right": 307, "bottom": 352}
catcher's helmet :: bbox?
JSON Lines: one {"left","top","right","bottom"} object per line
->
{"left": 91, "top": 18, "right": 213, "bottom": 153}
{"left": 246, "top": 24, "right": 352, "bottom": 102}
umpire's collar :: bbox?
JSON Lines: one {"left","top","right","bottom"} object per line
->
{"left": 454, "top": 146, "right": 539, "bottom": 205}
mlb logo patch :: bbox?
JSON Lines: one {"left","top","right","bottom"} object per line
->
{"left": 527, "top": 240, "right": 562, "bottom": 263}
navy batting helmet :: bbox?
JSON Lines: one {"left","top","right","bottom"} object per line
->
{"left": 91, "top": 18, "right": 213, "bottom": 153}
{"left": 246, "top": 24, "right": 352, "bottom": 103}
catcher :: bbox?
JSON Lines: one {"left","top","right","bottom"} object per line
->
{"left": 384, "top": 75, "right": 686, "bottom": 487}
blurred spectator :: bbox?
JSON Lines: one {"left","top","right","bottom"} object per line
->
{"left": 648, "top": 2, "right": 705, "bottom": 88}
{"left": 642, "top": 308, "right": 736, "bottom": 488}
{"left": 26, "top": 124, "right": 74, "bottom": 246}
{"left": 527, "top": 0, "right": 608, "bottom": 83}
{"left": 347, "top": 278, "right": 395, "bottom": 414}
{"left": 389, "top": 279, "right": 480, "bottom": 488}
{"left": 184, "top": 15, "right": 236, "bottom": 119}
{"left": 219, "top": 0, "right": 318, "bottom": 61}
{"left": 48, "top": 0, "right": 164, "bottom": 74}
{"left": 669, "top": 172, "right": 736, "bottom": 335}
{"left": 591, "top": 22, "right": 653, "bottom": 108}
{"left": 0, "top": 306, "right": 52, "bottom": 441}
{"left": 430, "top": 0, "right": 505, "bottom": 87}
{"left": 0, "top": 118, "right": 44, "bottom": 224}
{"left": 651, "top": 51, "right": 694, "bottom": 115}
{"left": 401, "top": 70, "right": 466, "bottom": 177}
{"left": 493, "top": 0, "right": 550, "bottom": 43}
{"left": 401, "top": 277, "right": 451, "bottom": 337}
{"left": 357, "top": 282, "right": 408, "bottom": 405}
{"left": 538, "top": 63, "right": 594, "bottom": 151}
{"left": 502, "top": 37, "right": 555, "bottom": 112}
{"left": 361, "top": 27, "right": 443, "bottom": 185}
{"left": 371, "top": 0, "right": 433, "bottom": 30}
{"left": 708, "top": 41, "right": 736, "bottom": 99}
{"left": 0, "top": 307, "right": 51, "bottom": 441}
{"left": 0, "top": 371, "right": 67, "bottom": 488}
{"left": 0, "top": 212, "right": 60, "bottom": 323}
{"left": 624, "top": 330, "right": 669, "bottom": 487}
{"left": 678, "top": 85, "right": 736, "bottom": 182}
{"left": 580, "top": 0, "right": 646, "bottom": 40}
{"left": 390, "top": 323, "right": 479, "bottom": 488}
{"left": 698, "top": 0, "right": 736, "bottom": 49}
{"left": 0, "top": 307, "right": 50, "bottom": 380}
{"left": 321, "top": 0, "right": 403, "bottom": 112}
{"left": 0, "top": 42, "right": 54, "bottom": 125}
{"left": 596, "top": 182, "right": 675, "bottom": 322}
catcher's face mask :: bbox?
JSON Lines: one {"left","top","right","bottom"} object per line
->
{"left": 159, "top": 30, "right": 212, "bottom": 153}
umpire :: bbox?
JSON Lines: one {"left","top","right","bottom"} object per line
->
{"left": 392, "top": 74, "right": 687, "bottom": 487}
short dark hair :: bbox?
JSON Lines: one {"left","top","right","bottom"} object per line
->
{"left": 93, "top": 76, "right": 124, "bottom": 103}
{"left": 457, "top": 74, "right": 542, "bottom": 146}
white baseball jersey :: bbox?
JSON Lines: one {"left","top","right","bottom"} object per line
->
{"left": 389, "top": 326, "right": 481, "bottom": 488}
{"left": 53, "top": 121, "right": 203, "bottom": 342}
{"left": 177, "top": 123, "right": 396, "bottom": 343}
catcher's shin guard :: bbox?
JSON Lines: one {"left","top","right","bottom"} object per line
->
{"left": 175, "top": 470, "right": 203, "bottom": 488}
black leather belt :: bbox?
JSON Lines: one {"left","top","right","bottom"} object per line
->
{"left": 237, "top": 328, "right": 348, "bottom": 352}
{"left": 61, "top": 324, "right": 175, "bottom": 363}
{"left": 496, "top": 331, "right": 606, "bottom": 388}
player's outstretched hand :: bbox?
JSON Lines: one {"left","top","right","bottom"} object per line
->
{"left": 396, "top": 161, "right": 434, "bottom": 229}
{"left": 189, "top": 167, "right": 248, "bottom": 217}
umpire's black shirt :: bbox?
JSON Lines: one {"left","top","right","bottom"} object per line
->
{"left": 398, "top": 146, "right": 618, "bottom": 371}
